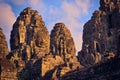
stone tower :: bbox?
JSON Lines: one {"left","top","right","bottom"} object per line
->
{"left": 78, "top": 0, "right": 120, "bottom": 66}
{"left": 0, "top": 28, "right": 9, "bottom": 58}
{"left": 50, "top": 23, "right": 76, "bottom": 60}
{"left": 10, "top": 7, "right": 50, "bottom": 60}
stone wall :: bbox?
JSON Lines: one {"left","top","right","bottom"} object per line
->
{"left": 78, "top": 0, "right": 120, "bottom": 66}
{"left": 60, "top": 57, "right": 120, "bottom": 80}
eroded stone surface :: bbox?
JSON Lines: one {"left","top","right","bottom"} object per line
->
{"left": 0, "top": 28, "right": 9, "bottom": 59}
{"left": 17, "top": 22, "right": 81, "bottom": 80}
{"left": 1, "top": 7, "right": 82, "bottom": 80}
{"left": 4, "top": 7, "right": 50, "bottom": 80}
{"left": 0, "top": 28, "right": 17, "bottom": 80}
{"left": 61, "top": 57, "right": 120, "bottom": 80}
{"left": 78, "top": 0, "right": 120, "bottom": 66}
{"left": 10, "top": 7, "right": 50, "bottom": 60}
{"left": 50, "top": 23, "right": 76, "bottom": 60}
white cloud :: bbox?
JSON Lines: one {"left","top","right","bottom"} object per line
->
{"left": 0, "top": 0, "right": 91, "bottom": 52}
{"left": 75, "top": 0, "right": 90, "bottom": 14}
{"left": 60, "top": 0, "right": 90, "bottom": 52}
{"left": 0, "top": 3, "right": 16, "bottom": 49}
{"left": 28, "top": 0, "right": 46, "bottom": 14}
{"left": 44, "top": 0, "right": 90, "bottom": 52}
{"left": 0, "top": 0, "right": 2, "bottom": 2}
{"left": 49, "top": 6, "right": 61, "bottom": 16}
{"left": 0, "top": 0, "right": 4, "bottom": 2}
{"left": 62, "top": 1, "right": 81, "bottom": 18}
{"left": 72, "top": 32, "right": 83, "bottom": 55}
{"left": 11, "top": 0, "right": 26, "bottom": 5}
{"left": 29, "top": 0, "right": 40, "bottom": 6}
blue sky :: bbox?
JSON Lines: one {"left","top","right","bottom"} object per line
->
{"left": 0, "top": 0, "right": 100, "bottom": 52}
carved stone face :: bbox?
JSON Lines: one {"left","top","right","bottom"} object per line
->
{"left": 50, "top": 23, "right": 76, "bottom": 59}
{"left": 10, "top": 7, "right": 50, "bottom": 58}
{"left": 36, "top": 36, "right": 44, "bottom": 47}
{"left": 35, "top": 30, "right": 50, "bottom": 55}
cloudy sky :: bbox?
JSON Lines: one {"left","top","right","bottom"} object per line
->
{"left": 0, "top": 0, "right": 100, "bottom": 53}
